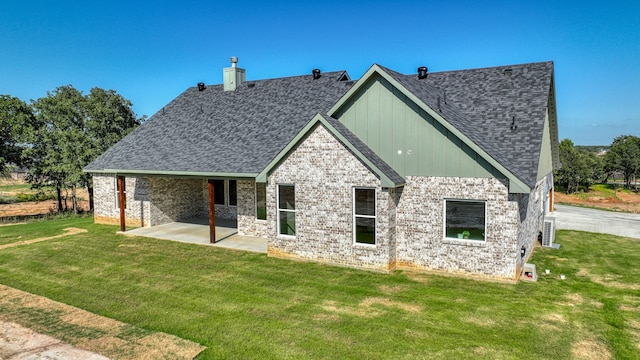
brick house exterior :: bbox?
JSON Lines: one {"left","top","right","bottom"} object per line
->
{"left": 86, "top": 59, "right": 559, "bottom": 280}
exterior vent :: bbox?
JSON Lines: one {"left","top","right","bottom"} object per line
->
{"left": 312, "top": 69, "right": 321, "bottom": 80}
{"left": 418, "top": 66, "right": 428, "bottom": 79}
{"left": 197, "top": 82, "right": 206, "bottom": 91}
{"left": 542, "top": 218, "right": 556, "bottom": 247}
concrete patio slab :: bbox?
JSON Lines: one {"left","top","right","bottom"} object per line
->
{"left": 124, "top": 219, "right": 267, "bottom": 253}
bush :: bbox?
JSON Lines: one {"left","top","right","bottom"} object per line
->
{"left": 7, "top": 192, "right": 58, "bottom": 203}
{"left": 0, "top": 196, "right": 16, "bottom": 204}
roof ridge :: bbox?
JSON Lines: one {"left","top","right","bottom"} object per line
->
{"left": 429, "top": 60, "right": 554, "bottom": 75}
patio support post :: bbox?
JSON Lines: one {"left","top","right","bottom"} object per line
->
{"left": 208, "top": 179, "right": 216, "bottom": 243}
{"left": 117, "top": 176, "right": 126, "bottom": 232}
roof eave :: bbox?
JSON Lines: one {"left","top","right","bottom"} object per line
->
{"left": 84, "top": 168, "right": 258, "bottom": 179}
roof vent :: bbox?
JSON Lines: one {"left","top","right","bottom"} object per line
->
{"left": 418, "top": 66, "right": 428, "bottom": 79}
{"left": 312, "top": 69, "right": 321, "bottom": 80}
{"left": 197, "top": 82, "right": 206, "bottom": 91}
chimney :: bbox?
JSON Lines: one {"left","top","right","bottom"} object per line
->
{"left": 223, "top": 56, "right": 246, "bottom": 91}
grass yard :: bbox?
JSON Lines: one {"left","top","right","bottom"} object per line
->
{"left": 0, "top": 183, "right": 32, "bottom": 192}
{"left": 0, "top": 218, "right": 639, "bottom": 359}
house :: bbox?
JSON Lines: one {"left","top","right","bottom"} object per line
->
{"left": 84, "top": 57, "right": 559, "bottom": 280}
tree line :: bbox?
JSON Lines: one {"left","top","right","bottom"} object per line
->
{"left": 556, "top": 135, "right": 640, "bottom": 193}
{"left": 0, "top": 86, "right": 143, "bottom": 213}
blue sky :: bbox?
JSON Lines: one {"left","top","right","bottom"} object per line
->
{"left": 1, "top": 1, "right": 638, "bottom": 145}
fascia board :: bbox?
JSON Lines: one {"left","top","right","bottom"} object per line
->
{"left": 548, "top": 73, "right": 560, "bottom": 170}
{"left": 85, "top": 168, "right": 257, "bottom": 179}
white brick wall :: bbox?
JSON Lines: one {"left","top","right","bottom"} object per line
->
{"left": 93, "top": 175, "right": 238, "bottom": 227}
{"left": 267, "top": 125, "right": 395, "bottom": 271}
{"left": 93, "top": 129, "right": 542, "bottom": 280}
{"left": 395, "top": 176, "right": 520, "bottom": 279}
{"left": 93, "top": 174, "right": 151, "bottom": 227}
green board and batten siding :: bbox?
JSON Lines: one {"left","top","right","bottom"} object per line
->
{"left": 536, "top": 109, "right": 554, "bottom": 181}
{"left": 334, "top": 74, "right": 505, "bottom": 180}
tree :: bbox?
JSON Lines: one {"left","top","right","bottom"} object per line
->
{"left": 583, "top": 149, "right": 605, "bottom": 184}
{"left": 0, "top": 95, "right": 35, "bottom": 173}
{"left": 26, "top": 86, "right": 86, "bottom": 212}
{"left": 83, "top": 87, "right": 141, "bottom": 210}
{"left": 24, "top": 85, "right": 141, "bottom": 213}
{"left": 555, "top": 139, "right": 593, "bottom": 193}
{"left": 605, "top": 135, "right": 640, "bottom": 189}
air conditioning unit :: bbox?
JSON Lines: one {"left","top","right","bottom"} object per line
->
{"left": 542, "top": 218, "right": 556, "bottom": 248}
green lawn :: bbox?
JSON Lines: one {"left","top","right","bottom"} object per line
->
{"left": 0, "top": 216, "right": 91, "bottom": 245}
{"left": 0, "top": 183, "right": 33, "bottom": 192}
{"left": 0, "top": 218, "right": 638, "bottom": 359}
{"left": 0, "top": 183, "right": 58, "bottom": 204}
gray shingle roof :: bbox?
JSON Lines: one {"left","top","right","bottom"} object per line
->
{"left": 320, "top": 114, "right": 405, "bottom": 186}
{"left": 85, "top": 71, "right": 353, "bottom": 175}
{"left": 381, "top": 62, "right": 554, "bottom": 187}
{"left": 86, "top": 61, "right": 554, "bottom": 191}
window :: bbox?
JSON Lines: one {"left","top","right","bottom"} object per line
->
{"left": 444, "top": 200, "right": 486, "bottom": 241}
{"left": 228, "top": 180, "right": 237, "bottom": 206}
{"left": 213, "top": 180, "right": 225, "bottom": 205}
{"left": 256, "top": 183, "right": 267, "bottom": 220}
{"left": 213, "top": 180, "right": 237, "bottom": 206}
{"left": 278, "top": 185, "right": 295, "bottom": 236}
{"left": 354, "top": 188, "right": 376, "bottom": 244}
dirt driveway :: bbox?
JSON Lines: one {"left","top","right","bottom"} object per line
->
{"left": 0, "top": 285, "right": 206, "bottom": 359}
{"left": 0, "top": 320, "right": 110, "bottom": 359}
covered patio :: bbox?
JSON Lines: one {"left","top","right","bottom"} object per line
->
{"left": 124, "top": 218, "right": 267, "bottom": 253}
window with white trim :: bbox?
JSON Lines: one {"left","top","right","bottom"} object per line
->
{"left": 278, "top": 184, "right": 295, "bottom": 236}
{"left": 444, "top": 200, "right": 486, "bottom": 241}
{"left": 354, "top": 188, "right": 376, "bottom": 245}
{"left": 256, "top": 183, "right": 267, "bottom": 220}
